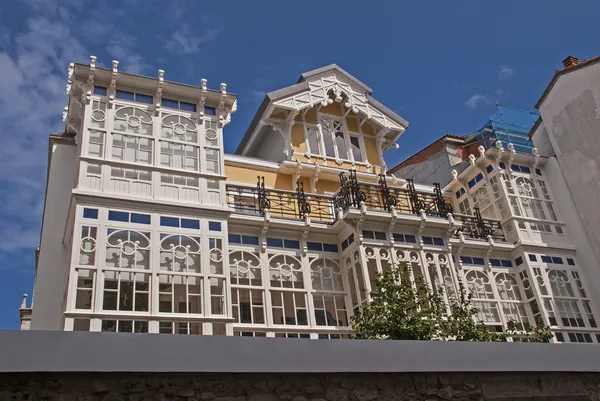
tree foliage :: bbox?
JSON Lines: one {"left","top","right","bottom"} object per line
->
{"left": 351, "top": 262, "right": 553, "bottom": 343}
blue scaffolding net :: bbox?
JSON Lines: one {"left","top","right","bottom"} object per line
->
{"left": 473, "top": 105, "right": 539, "bottom": 154}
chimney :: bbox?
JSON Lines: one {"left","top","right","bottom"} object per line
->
{"left": 562, "top": 55, "right": 579, "bottom": 69}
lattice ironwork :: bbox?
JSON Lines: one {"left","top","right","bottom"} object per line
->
{"left": 349, "top": 169, "right": 367, "bottom": 207}
{"left": 257, "top": 176, "right": 270, "bottom": 213}
{"left": 333, "top": 172, "right": 351, "bottom": 212}
{"left": 407, "top": 178, "right": 428, "bottom": 215}
{"left": 379, "top": 174, "right": 397, "bottom": 211}
{"left": 454, "top": 207, "right": 506, "bottom": 241}
{"left": 433, "top": 183, "right": 453, "bottom": 217}
{"left": 296, "top": 181, "right": 311, "bottom": 219}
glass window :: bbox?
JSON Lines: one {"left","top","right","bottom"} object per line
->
{"left": 306, "top": 127, "right": 320, "bottom": 155}
{"left": 116, "top": 90, "right": 135, "bottom": 101}
{"left": 204, "top": 106, "right": 216, "bottom": 115}
{"left": 93, "top": 86, "right": 107, "bottom": 96}
{"left": 350, "top": 136, "right": 362, "bottom": 162}
{"left": 83, "top": 208, "right": 98, "bottom": 219}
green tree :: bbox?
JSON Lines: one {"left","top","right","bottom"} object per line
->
{"left": 351, "top": 262, "right": 553, "bottom": 342}
{"left": 351, "top": 264, "right": 446, "bottom": 340}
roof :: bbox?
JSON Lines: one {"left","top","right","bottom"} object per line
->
{"left": 535, "top": 55, "right": 600, "bottom": 108}
{"left": 236, "top": 64, "right": 409, "bottom": 155}
{"left": 388, "top": 134, "right": 465, "bottom": 174}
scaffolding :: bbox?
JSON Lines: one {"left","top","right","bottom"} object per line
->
{"left": 473, "top": 104, "right": 539, "bottom": 154}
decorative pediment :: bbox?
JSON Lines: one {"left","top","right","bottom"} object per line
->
{"left": 272, "top": 72, "right": 406, "bottom": 131}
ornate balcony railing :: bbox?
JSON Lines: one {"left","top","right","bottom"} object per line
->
{"left": 333, "top": 173, "right": 453, "bottom": 218}
{"left": 226, "top": 178, "right": 336, "bottom": 224}
{"left": 227, "top": 171, "right": 458, "bottom": 225}
{"left": 454, "top": 208, "right": 506, "bottom": 242}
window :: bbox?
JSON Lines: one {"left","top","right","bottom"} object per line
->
{"left": 159, "top": 216, "right": 200, "bottom": 229}
{"left": 204, "top": 120, "right": 220, "bottom": 174}
{"left": 208, "top": 221, "right": 221, "bottom": 231}
{"left": 87, "top": 130, "right": 105, "bottom": 158}
{"left": 108, "top": 210, "right": 151, "bottom": 225}
{"left": 318, "top": 115, "right": 363, "bottom": 162}
{"left": 158, "top": 274, "right": 202, "bottom": 313}
{"left": 162, "top": 98, "right": 197, "bottom": 112}
{"left": 455, "top": 188, "right": 466, "bottom": 199}
{"left": 306, "top": 126, "right": 321, "bottom": 155}
{"left": 349, "top": 136, "right": 363, "bottom": 162}
{"left": 306, "top": 242, "right": 339, "bottom": 253}
{"left": 116, "top": 90, "right": 153, "bottom": 104}
{"left": 229, "top": 234, "right": 259, "bottom": 245}
{"left": 83, "top": 208, "right": 98, "bottom": 219}
{"left": 362, "top": 230, "right": 387, "bottom": 241}
{"left": 266, "top": 238, "right": 300, "bottom": 249}
{"left": 102, "top": 320, "right": 148, "bottom": 333}
{"left": 310, "top": 258, "right": 348, "bottom": 327}
{"left": 486, "top": 165, "right": 493, "bottom": 173}
{"left": 468, "top": 173, "right": 484, "bottom": 189}
{"left": 111, "top": 134, "right": 153, "bottom": 164}
{"left": 93, "top": 86, "right": 107, "bottom": 96}
{"left": 204, "top": 106, "right": 216, "bottom": 115}
{"left": 103, "top": 272, "right": 150, "bottom": 312}
{"left": 75, "top": 269, "right": 95, "bottom": 310}
{"left": 341, "top": 233, "right": 355, "bottom": 250}
{"left": 422, "top": 236, "right": 444, "bottom": 246}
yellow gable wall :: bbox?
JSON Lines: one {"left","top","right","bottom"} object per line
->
{"left": 225, "top": 162, "right": 349, "bottom": 195}
{"left": 287, "top": 103, "right": 382, "bottom": 168}
{"left": 225, "top": 164, "right": 294, "bottom": 191}
{"left": 291, "top": 124, "right": 306, "bottom": 153}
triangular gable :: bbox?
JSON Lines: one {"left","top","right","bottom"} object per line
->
{"left": 270, "top": 65, "right": 407, "bottom": 132}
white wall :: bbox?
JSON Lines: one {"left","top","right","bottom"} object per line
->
{"left": 542, "top": 157, "right": 600, "bottom": 312}
{"left": 30, "top": 141, "right": 77, "bottom": 330}
{"left": 535, "top": 62, "right": 600, "bottom": 269}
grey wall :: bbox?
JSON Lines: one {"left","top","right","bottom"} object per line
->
{"left": 534, "top": 62, "right": 600, "bottom": 277}
{"left": 1, "top": 371, "right": 598, "bottom": 401}
{"left": 393, "top": 150, "right": 454, "bottom": 186}
{"left": 3, "top": 331, "right": 600, "bottom": 400}
{"left": 30, "top": 142, "right": 77, "bottom": 330}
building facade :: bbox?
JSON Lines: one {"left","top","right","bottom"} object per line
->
{"left": 28, "top": 58, "right": 600, "bottom": 343}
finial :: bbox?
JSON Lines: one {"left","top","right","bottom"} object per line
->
{"left": 20, "top": 294, "right": 28, "bottom": 309}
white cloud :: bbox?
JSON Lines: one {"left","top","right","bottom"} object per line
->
{"left": 498, "top": 66, "right": 515, "bottom": 80}
{"left": 165, "top": 23, "right": 222, "bottom": 54}
{"left": 0, "top": 7, "right": 88, "bottom": 255}
{"left": 464, "top": 94, "right": 491, "bottom": 109}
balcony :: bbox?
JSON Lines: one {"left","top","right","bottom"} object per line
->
{"left": 226, "top": 179, "right": 336, "bottom": 224}
{"left": 454, "top": 208, "right": 506, "bottom": 242}
{"left": 225, "top": 172, "right": 506, "bottom": 242}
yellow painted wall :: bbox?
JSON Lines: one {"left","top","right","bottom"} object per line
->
{"left": 305, "top": 109, "right": 317, "bottom": 124}
{"left": 316, "top": 179, "right": 340, "bottom": 195}
{"left": 361, "top": 121, "right": 374, "bottom": 136}
{"left": 346, "top": 115, "right": 359, "bottom": 132}
{"left": 291, "top": 124, "right": 306, "bottom": 154}
{"left": 319, "top": 102, "right": 342, "bottom": 116}
{"left": 225, "top": 164, "right": 294, "bottom": 191}
{"left": 364, "top": 137, "right": 380, "bottom": 167}
{"left": 271, "top": 111, "right": 286, "bottom": 120}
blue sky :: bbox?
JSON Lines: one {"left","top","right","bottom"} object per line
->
{"left": 0, "top": 0, "right": 598, "bottom": 329}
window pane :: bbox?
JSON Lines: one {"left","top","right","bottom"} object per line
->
{"left": 335, "top": 132, "right": 347, "bottom": 159}
{"left": 307, "top": 127, "right": 320, "bottom": 155}
{"left": 350, "top": 136, "right": 362, "bottom": 162}
{"left": 322, "top": 131, "right": 335, "bottom": 158}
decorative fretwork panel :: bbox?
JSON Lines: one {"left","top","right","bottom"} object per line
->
{"left": 159, "top": 234, "right": 201, "bottom": 273}
{"left": 105, "top": 229, "right": 151, "bottom": 270}
{"left": 113, "top": 106, "right": 153, "bottom": 136}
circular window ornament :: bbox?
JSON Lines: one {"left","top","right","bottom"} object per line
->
{"left": 205, "top": 129, "right": 218, "bottom": 141}
{"left": 172, "top": 245, "right": 188, "bottom": 260}
{"left": 127, "top": 115, "right": 141, "bottom": 128}
{"left": 91, "top": 109, "right": 105, "bottom": 122}
{"left": 210, "top": 248, "right": 223, "bottom": 263}
{"left": 173, "top": 123, "right": 186, "bottom": 136}
{"left": 120, "top": 240, "right": 137, "bottom": 255}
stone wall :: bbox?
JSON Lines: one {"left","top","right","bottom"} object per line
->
{"left": 1, "top": 372, "right": 599, "bottom": 401}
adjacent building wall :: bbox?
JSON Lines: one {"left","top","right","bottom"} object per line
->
{"left": 30, "top": 139, "right": 77, "bottom": 330}
{"left": 533, "top": 61, "right": 600, "bottom": 273}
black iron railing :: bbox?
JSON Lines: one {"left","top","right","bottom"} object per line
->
{"left": 226, "top": 179, "right": 336, "bottom": 224}
{"left": 227, "top": 171, "right": 461, "bottom": 224}
{"left": 454, "top": 207, "right": 506, "bottom": 242}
